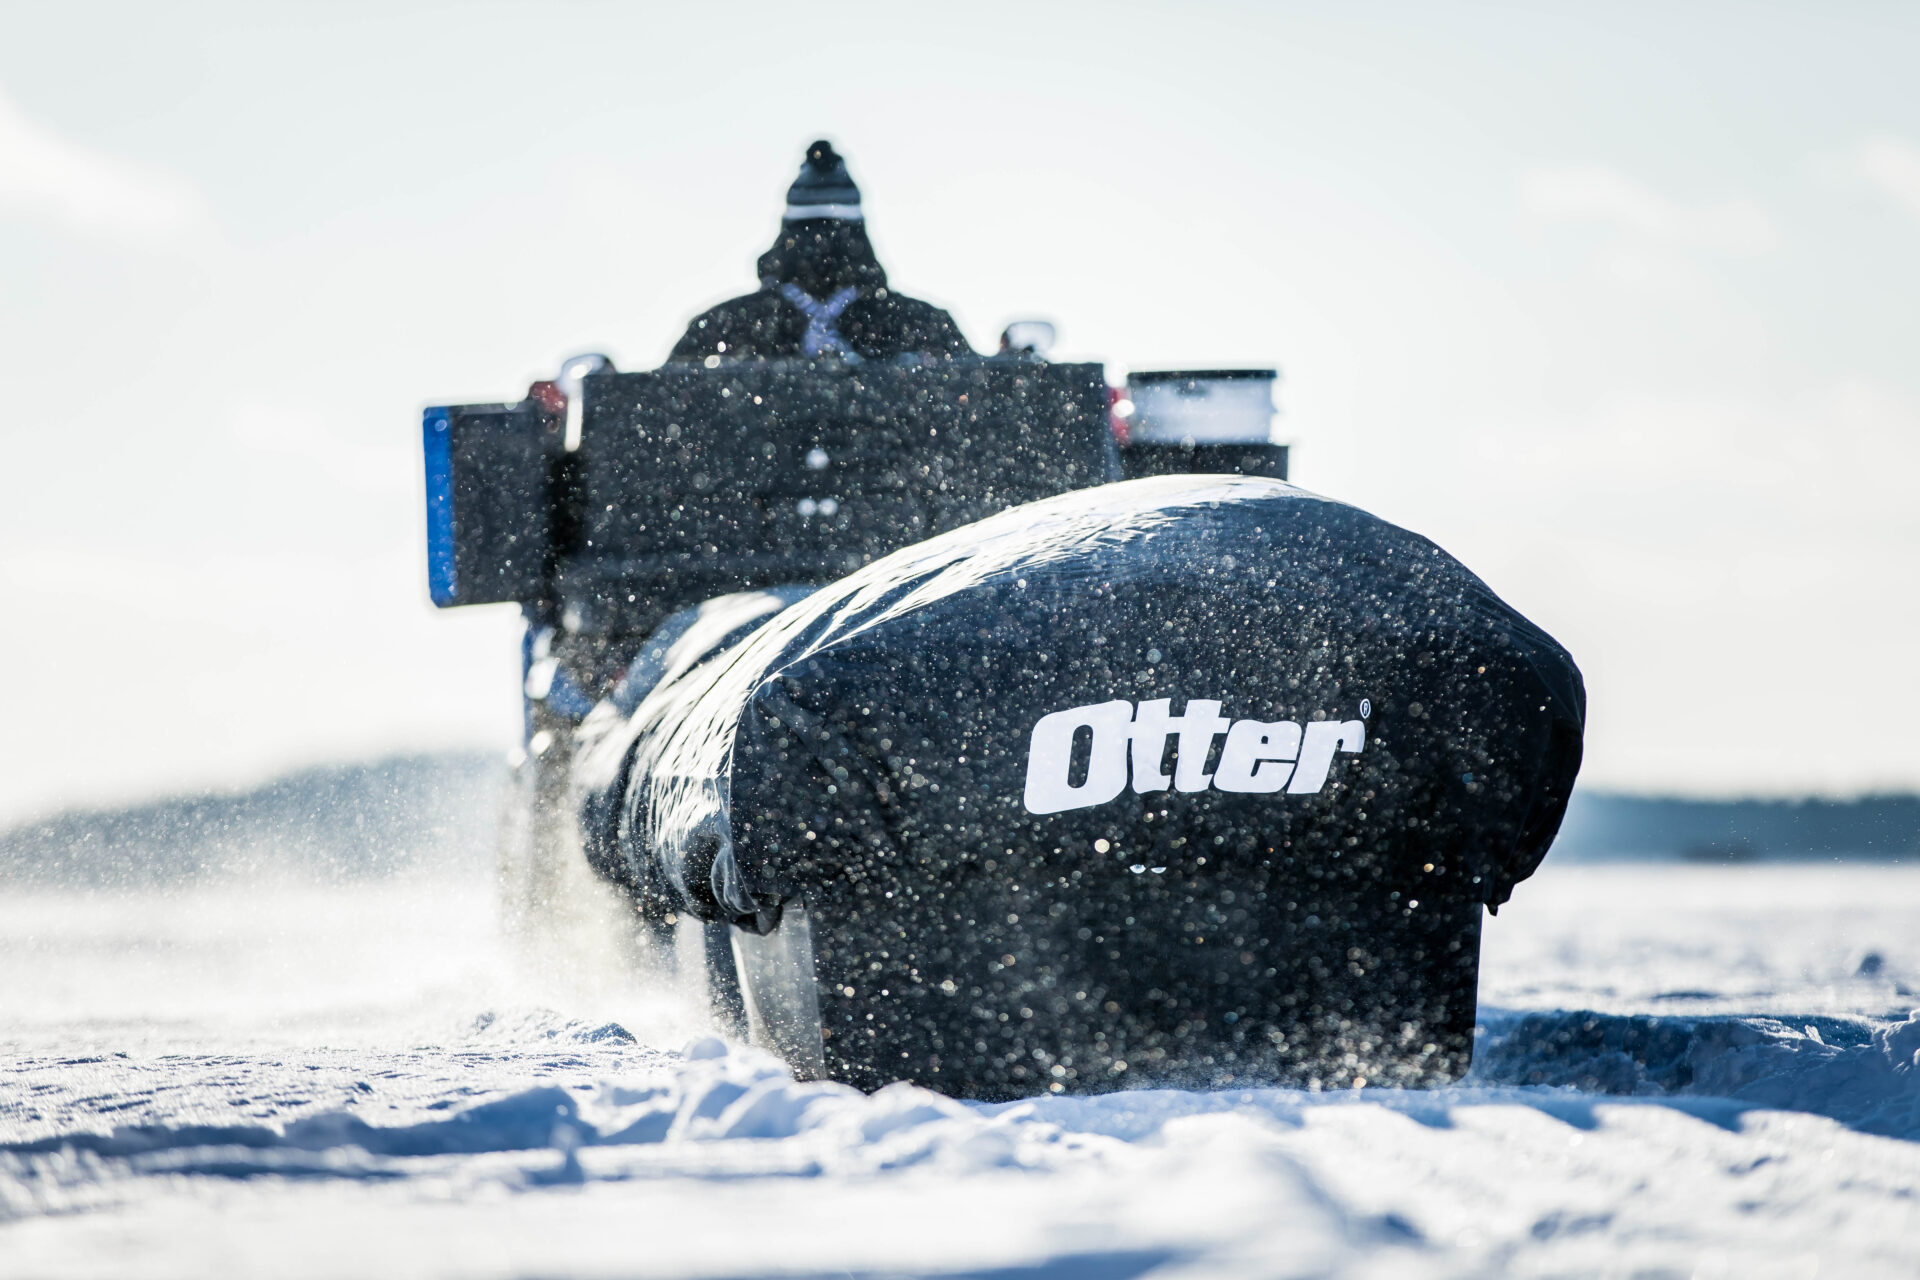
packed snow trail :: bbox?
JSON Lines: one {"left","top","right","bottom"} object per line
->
{"left": 2, "top": 867, "right": 1917, "bottom": 1276}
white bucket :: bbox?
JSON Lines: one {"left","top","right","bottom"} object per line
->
{"left": 1126, "top": 370, "right": 1277, "bottom": 445}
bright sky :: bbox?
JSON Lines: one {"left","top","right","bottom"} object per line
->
{"left": 2, "top": 1, "right": 1917, "bottom": 821}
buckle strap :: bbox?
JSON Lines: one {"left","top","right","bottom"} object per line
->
{"left": 775, "top": 283, "right": 861, "bottom": 359}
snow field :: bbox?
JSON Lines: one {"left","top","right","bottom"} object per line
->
{"left": 2, "top": 865, "right": 1917, "bottom": 1276}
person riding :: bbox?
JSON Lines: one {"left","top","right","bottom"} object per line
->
{"left": 669, "top": 140, "right": 972, "bottom": 365}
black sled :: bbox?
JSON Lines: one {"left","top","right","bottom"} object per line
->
{"left": 424, "top": 353, "right": 1582, "bottom": 1099}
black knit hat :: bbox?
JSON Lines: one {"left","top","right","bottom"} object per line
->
{"left": 784, "top": 140, "right": 863, "bottom": 221}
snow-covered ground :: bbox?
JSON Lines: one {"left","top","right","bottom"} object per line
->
{"left": 3, "top": 863, "right": 1918, "bottom": 1278}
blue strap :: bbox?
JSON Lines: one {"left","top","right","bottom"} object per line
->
{"left": 776, "top": 283, "right": 861, "bottom": 359}
{"left": 422, "top": 407, "right": 457, "bottom": 605}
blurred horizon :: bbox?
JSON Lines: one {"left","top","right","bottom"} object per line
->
{"left": 3, "top": 750, "right": 1912, "bottom": 896}
{"left": 3, "top": 1, "right": 1918, "bottom": 822}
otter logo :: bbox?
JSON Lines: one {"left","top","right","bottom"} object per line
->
{"left": 1022, "top": 699, "right": 1367, "bottom": 816}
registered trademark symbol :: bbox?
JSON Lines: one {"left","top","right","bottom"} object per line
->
{"left": 1359, "top": 699, "right": 1372, "bottom": 718}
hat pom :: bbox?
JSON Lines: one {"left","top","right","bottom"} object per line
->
{"left": 785, "top": 139, "right": 863, "bottom": 221}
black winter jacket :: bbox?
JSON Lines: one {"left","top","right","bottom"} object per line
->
{"left": 668, "top": 219, "right": 971, "bottom": 363}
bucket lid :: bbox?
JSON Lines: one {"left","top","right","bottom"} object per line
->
{"left": 1129, "top": 368, "right": 1277, "bottom": 384}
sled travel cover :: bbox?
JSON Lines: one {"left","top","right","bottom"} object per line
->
{"left": 590, "top": 475, "right": 1585, "bottom": 1098}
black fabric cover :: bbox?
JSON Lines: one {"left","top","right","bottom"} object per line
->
{"left": 584, "top": 475, "right": 1585, "bottom": 1098}
{"left": 559, "top": 360, "right": 1115, "bottom": 633}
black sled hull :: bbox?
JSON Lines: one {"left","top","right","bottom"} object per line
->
{"left": 592, "top": 476, "right": 1583, "bottom": 1099}
{"left": 801, "top": 862, "right": 1481, "bottom": 1097}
